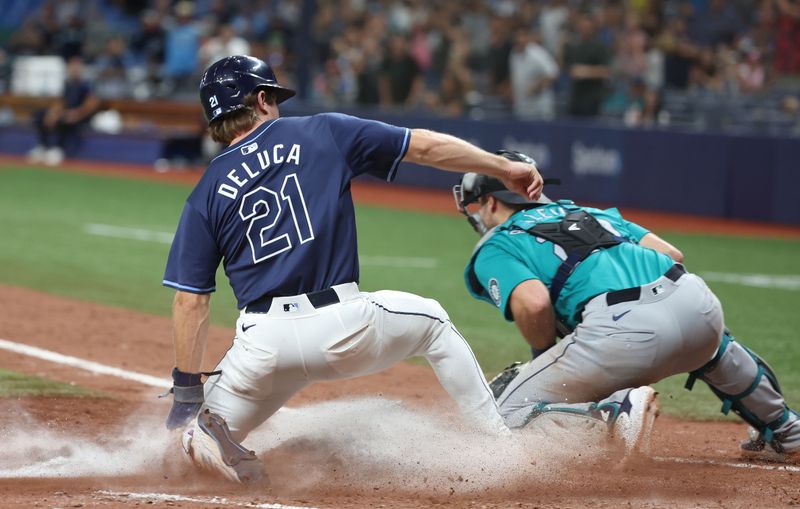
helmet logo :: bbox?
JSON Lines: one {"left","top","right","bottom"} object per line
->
{"left": 209, "top": 95, "right": 219, "bottom": 108}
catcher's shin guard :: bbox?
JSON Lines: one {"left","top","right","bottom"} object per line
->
{"left": 182, "top": 409, "right": 265, "bottom": 483}
{"left": 685, "top": 331, "right": 800, "bottom": 448}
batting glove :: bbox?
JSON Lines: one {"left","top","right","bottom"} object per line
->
{"left": 163, "top": 367, "right": 216, "bottom": 430}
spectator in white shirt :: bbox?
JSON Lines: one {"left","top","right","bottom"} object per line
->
{"left": 509, "top": 29, "right": 559, "bottom": 120}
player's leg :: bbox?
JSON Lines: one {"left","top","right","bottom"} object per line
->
{"left": 502, "top": 386, "right": 660, "bottom": 454}
{"left": 685, "top": 329, "right": 800, "bottom": 461}
{"left": 181, "top": 314, "right": 309, "bottom": 482}
{"left": 495, "top": 271, "right": 724, "bottom": 416}
{"left": 315, "top": 289, "right": 508, "bottom": 435}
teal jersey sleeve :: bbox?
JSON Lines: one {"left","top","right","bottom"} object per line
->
{"left": 621, "top": 218, "right": 650, "bottom": 243}
{"left": 468, "top": 240, "right": 540, "bottom": 321}
{"left": 464, "top": 201, "right": 672, "bottom": 330}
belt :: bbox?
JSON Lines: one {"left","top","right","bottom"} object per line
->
{"left": 245, "top": 287, "right": 340, "bottom": 314}
{"left": 605, "top": 264, "right": 686, "bottom": 306}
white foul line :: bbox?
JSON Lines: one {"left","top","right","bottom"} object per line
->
{"left": 95, "top": 490, "right": 317, "bottom": 509}
{"left": 0, "top": 337, "right": 171, "bottom": 389}
{"left": 701, "top": 271, "right": 800, "bottom": 291}
{"left": 83, "top": 223, "right": 439, "bottom": 268}
{"left": 654, "top": 455, "right": 800, "bottom": 472}
{"left": 84, "top": 223, "right": 174, "bottom": 244}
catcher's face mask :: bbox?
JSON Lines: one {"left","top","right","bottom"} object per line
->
{"left": 453, "top": 173, "right": 492, "bottom": 235}
{"left": 453, "top": 172, "right": 551, "bottom": 235}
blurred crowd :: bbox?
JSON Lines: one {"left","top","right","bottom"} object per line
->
{"left": 2, "top": 0, "right": 800, "bottom": 128}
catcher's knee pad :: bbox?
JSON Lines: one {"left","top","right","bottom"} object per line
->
{"left": 686, "top": 330, "right": 796, "bottom": 442}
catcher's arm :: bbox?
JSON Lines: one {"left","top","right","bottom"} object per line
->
{"left": 508, "top": 279, "right": 556, "bottom": 357}
{"left": 165, "top": 290, "right": 211, "bottom": 429}
{"left": 639, "top": 232, "right": 684, "bottom": 263}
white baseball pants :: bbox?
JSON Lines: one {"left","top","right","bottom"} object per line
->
{"left": 202, "top": 283, "right": 507, "bottom": 440}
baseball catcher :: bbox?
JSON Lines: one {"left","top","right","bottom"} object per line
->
{"left": 455, "top": 150, "right": 800, "bottom": 462}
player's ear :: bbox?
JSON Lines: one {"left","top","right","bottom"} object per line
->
{"left": 260, "top": 89, "right": 277, "bottom": 107}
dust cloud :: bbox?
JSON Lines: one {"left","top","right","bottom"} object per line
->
{"left": 0, "top": 398, "right": 612, "bottom": 493}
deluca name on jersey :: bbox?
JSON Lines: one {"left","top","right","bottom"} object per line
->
{"left": 218, "top": 143, "right": 302, "bottom": 200}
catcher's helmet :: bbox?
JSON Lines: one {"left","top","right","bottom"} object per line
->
{"left": 453, "top": 150, "right": 554, "bottom": 234}
{"left": 454, "top": 150, "right": 550, "bottom": 210}
{"left": 199, "top": 55, "right": 296, "bottom": 123}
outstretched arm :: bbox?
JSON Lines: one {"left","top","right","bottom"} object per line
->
{"left": 165, "top": 290, "right": 212, "bottom": 430}
{"left": 173, "top": 290, "right": 211, "bottom": 372}
{"left": 403, "top": 129, "right": 543, "bottom": 200}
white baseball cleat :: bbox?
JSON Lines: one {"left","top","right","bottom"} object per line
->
{"left": 613, "top": 386, "right": 660, "bottom": 455}
{"left": 43, "top": 147, "right": 64, "bottom": 166}
{"left": 182, "top": 409, "right": 266, "bottom": 483}
{"left": 27, "top": 145, "right": 47, "bottom": 163}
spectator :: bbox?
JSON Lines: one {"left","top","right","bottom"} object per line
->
{"left": 163, "top": 1, "right": 201, "bottom": 95}
{"left": 539, "top": 0, "right": 569, "bottom": 57}
{"left": 486, "top": 15, "right": 513, "bottom": 99}
{"left": 690, "top": 0, "right": 744, "bottom": 46}
{"left": 509, "top": 29, "right": 559, "bottom": 120}
{"left": 27, "top": 57, "right": 98, "bottom": 166}
{"left": 689, "top": 47, "right": 724, "bottom": 91}
{"left": 564, "top": 14, "right": 612, "bottom": 117}
{"left": 199, "top": 24, "right": 251, "bottom": 70}
{"left": 736, "top": 43, "right": 767, "bottom": 93}
{"left": 622, "top": 78, "right": 662, "bottom": 127}
{"left": 613, "top": 17, "right": 649, "bottom": 84}
{"left": 773, "top": 0, "right": 800, "bottom": 75}
{"left": 130, "top": 10, "right": 166, "bottom": 67}
{"left": 379, "top": 34, "right": 423, "bottom": 108}
{"left": 94, "top": 36, "right": 132, "bottom": 99}
{"left": 354, "top": 36, "right": 383, "bottom": 106}
{"left": 433, "top": 64, "right": 473, "bottom": 117}
{"left": 657, "top": 16, "right": 699, "bottom": 89}
{"left": 55, "top": 15, "right": 86, "bottom": 60}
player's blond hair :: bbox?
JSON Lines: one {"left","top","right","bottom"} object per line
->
{"left": 208, "top": 90, "right": 276, "bottom": 145}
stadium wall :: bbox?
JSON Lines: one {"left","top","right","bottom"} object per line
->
{"left": 2, "top": 112, "right": 798, "bottom": 225}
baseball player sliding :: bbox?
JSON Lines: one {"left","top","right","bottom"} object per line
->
{"left": 455, "top": 151, "right": 799, "bottom": 461}
{"left": 161, "top": 55, "right": 548, "bottom": 483}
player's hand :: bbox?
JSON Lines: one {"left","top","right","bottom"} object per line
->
{"left": 501, "top": 160, "right": 543, "bottom": 201}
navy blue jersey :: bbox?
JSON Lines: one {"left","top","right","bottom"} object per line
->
{"left": 63, "top": 78, "right": 92, "bottom": 109}
{"left": 163, "top": 113, "right": 410, "bottom": 308}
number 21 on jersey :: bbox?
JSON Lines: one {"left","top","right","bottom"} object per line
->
{"left": 238, "top": 173, "right": 314, "bottom": 263}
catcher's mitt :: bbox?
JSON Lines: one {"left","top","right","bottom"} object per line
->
{"left": 488, "top": 361, "right": 524, "bottom": 399}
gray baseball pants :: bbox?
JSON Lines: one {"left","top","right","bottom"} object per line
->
{"left": 497, "top": 267, "right": 800, "bottom": 452}
{"left": 498, "top": 270, "right": 724, "bottom": 424}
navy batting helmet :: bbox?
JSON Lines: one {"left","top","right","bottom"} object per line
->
{"left": 199, "top": 55, "right": 296, "bottom": 123}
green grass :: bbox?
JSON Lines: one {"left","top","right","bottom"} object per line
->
{"left": 0, "top": 368, "right": 106, "bottom": 398}
{"left": 1, "top": 166, "right": 799, "bottom": 419}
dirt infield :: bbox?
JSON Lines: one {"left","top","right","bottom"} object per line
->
{"left": 2, "top": 155, "right": 799, "bottom": 507}
{"left": 1, "top": 285, "right": 799, "bottom": 509}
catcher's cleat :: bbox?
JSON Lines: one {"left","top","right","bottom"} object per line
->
{"left": 182, "top": 409, "right": 266, "bottom": 483}
{"left": 740, "top": 427, "right": 800, "bottom": 464}
{"left": 613, "top": 386, "right": 660, "bottom": 455}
